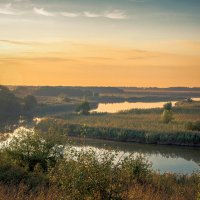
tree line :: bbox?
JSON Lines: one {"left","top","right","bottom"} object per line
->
{"left": 0, "top": 85, "right": 38, "bottom": 129}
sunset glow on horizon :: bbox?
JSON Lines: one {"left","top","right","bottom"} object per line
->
{"left": 0, "top": 0, "right": 200, "bottom": 87}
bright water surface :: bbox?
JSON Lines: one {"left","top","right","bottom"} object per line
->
{"left": 92, "top": 98, "right": 200, "bottom": 113}
{"left": 92, "top": 101, "right": 177, "bottom": 113}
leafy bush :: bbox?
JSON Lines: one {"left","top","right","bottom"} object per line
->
{"left": 50, "top": 148, "right": 151, "bottom": 200}
{"left": 4, "top": 128, "right": 65, "bottom": 172}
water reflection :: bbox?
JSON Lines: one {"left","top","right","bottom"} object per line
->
{"left": 192, "top": 97, "right": 200, "bottom": 101}
{"left": 1, "top": 127, "right": 200, "bottom": 174}
{"left": 92, "top": 101, "right": 177, "bottom": 113}
{"left": 72, "top": 138, "right": 200, "bottom": 174}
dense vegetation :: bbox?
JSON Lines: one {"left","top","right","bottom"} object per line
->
{"left": 0, "top": 86, "right": 21, "bottom": 126}
{"left": 0, "top": 86, "right": 38, "bottom": 121}
{"left": 0, "top": 128, "right": 199, "bottom": 200}
{"left": 36, "top": 117, "right": 200, "bottom": 146}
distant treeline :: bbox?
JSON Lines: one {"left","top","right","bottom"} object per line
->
{"left": 10, "top": 86, "right": 123, "bottom": 97}
{"left": 120, "top": 87, "right": 200, "bottom": 91}
{"left": 7, "top": 86, "right": 200, "bottom": 98}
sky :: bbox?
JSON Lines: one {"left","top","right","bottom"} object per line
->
{"left": 0, "top": 0, "right": 200, "bottom": 87}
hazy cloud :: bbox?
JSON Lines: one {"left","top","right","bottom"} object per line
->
{"left": 83, "top": 10, "right": 127, "bottom": 19}
{"left": 104, "top": 10, "right": 127, "bottom": 19}
{"left": 33, "top": 7, "right": 54, "bottom": 16}
{"left": 0, "top": 3, "right": 22, "bottom": 15}
{"left": 0, "top": 39, "right": 29, "bottom": 45}
{"left": 61, "top": 12, "right": 80, "bottom": 17}
{"left": 84, "top": 11, "right": 101, "bottom": 18}
{"left": 0, "top": 4, "right": 127, "bottom": 20}
{"left": 0, "top": 39, "right": 45, "bottom": 46}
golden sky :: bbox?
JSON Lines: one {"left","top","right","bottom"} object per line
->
{"left": 0, "top": 0, "right": 200, "bottom": 87}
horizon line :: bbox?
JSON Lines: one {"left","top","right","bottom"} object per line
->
{"left": 1, "top": 84, "right": 200, "bottom": 89}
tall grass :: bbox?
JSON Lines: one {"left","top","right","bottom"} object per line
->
{"left": 36, "top": 118, "right": 200, "bottom": 146}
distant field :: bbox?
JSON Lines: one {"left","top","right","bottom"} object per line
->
{"left": 55, "top": 112, "right": 199, "bottom": 134}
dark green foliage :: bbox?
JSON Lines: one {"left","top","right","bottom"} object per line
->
{"left": 0, "top": 156, "right": 26, "bottom": 185}
{"left": 76, "top": 101, "right": 91, "bottom": 115}
{"left": 163, "top": 102, "right": 172, "bottom": 111}
{"left": 0, "top": 152, "right": 48, "bottom": 190}
{"left": 4, "top": 129, "right": 65, "bottom": 172}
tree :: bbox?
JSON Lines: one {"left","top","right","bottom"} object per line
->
{"left": 76, "top": 101, "right": 91, "bottom": 115}
{"left": 0, "top": 85, "right": 21, "bottom": 124}
{"left": 163, "top": 102, "right": 172, "bottom": 111}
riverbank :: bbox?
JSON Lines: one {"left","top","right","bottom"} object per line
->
{"left": 36, "top": 118, "right": 200, "bottom": 147}
{"left": 0, "top": 131, "right": 199, "bottom": 200}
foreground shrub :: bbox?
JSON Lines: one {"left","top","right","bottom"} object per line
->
{"left": 4, "top": 128, "right": 65, "bottom": 172}
{"left": 50, "top": 148, "right": 151, "bottom": 200}
{"left": 0, "top": 129, "right": 199, "bottom": 200}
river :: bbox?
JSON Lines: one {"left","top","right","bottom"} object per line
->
{"left": 1, "top": 127, "right": 199, "bottom": 174}
{"left": 72, "top": 138, "right": 200, "bottom": 174}
{"left": 91, "top": 98, "right": 200, "bottom": 113}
